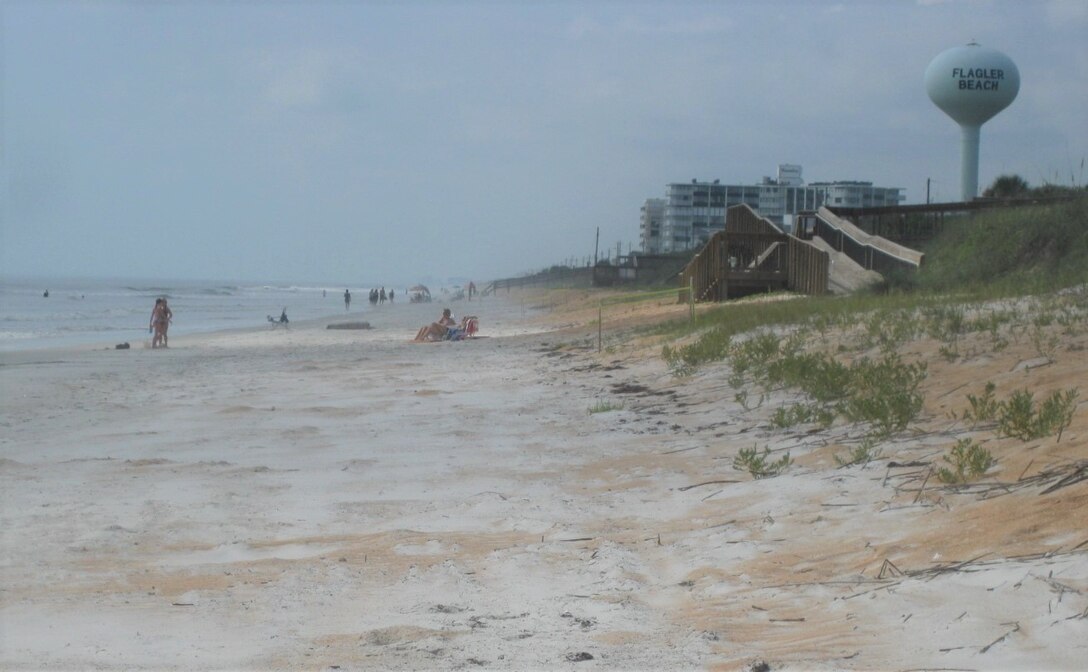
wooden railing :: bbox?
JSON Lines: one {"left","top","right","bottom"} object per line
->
{"left": 811, "top": 207, "right": 924, "bottom": 275}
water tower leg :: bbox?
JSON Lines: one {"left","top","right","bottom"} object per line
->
{"left": 960, "top": 124, "right": 981, "bottom": 202}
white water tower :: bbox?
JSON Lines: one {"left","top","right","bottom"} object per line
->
{"left": 925, "top": 42, "right": 1020, "bottom": 201}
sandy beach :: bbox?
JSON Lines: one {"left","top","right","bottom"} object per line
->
{"left": 1, "top": 289, "right": 1085, "bottom": 671}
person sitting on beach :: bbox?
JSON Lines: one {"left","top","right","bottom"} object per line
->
{"left": 414, "top": 307, "right": 456, "bottom": 342}
{"left": 268, "top": 308, "right": 289, "bottom": 324}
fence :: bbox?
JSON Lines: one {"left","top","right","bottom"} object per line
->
{"left": 828, "top": 195, "right": 1078, "bottom": 247}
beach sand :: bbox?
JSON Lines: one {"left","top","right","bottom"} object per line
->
{"left": 1, "top": 289, "right": 1085, "bottom": 670}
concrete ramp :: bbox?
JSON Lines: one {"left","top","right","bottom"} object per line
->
{"left": 809, "top": 236, "right": 884, "bottom": 294}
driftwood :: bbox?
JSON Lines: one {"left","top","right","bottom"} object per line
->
{"left": 890, "top": 459, "right": 1088, "bottom": 501}
{"left": 1039, "top": 462, "right": 1088, "bottom": 494}
{"left": 877, "top": 559, "right": 903, "bottom": 579}
{"left": 678, "top": 479, "right": 742, "bottom": 492}
{"left": 979, "top": 622, "right": 1020, "bottom": 654}
{"left": 327, "top": 321, "right": 372, "bottom": 330}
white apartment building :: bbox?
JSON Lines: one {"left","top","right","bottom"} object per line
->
{"left": 638, "top": 198, "right": 666, "bottom": 255}
{"left": 642, "top": 165, "right": 904, "bottom": 253}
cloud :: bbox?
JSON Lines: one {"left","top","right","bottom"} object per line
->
{"left": 249, "top": 48, "right": 339, "bottom": 109}
{"left": 565, "top": 13, "right": 734, "bottom": 39}
{"left": 1045, "top": 0, "right": 1088, "bottom": 26}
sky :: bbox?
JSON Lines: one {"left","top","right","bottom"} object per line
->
{"left": 2, "top": 0, "right": 1086, "bottom": 286}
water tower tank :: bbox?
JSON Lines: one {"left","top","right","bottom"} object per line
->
{"left": 925, "top": 42, "right": 1020, "bottom": 201}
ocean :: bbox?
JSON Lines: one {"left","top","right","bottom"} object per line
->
{"left": 0, "top": 277, "right": 492, "bottom": 352}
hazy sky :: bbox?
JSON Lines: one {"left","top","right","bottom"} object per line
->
{"left": 3, "top": 1, "right": 1086, "bottom": 286}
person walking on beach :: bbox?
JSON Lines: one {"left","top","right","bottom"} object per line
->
{"left": 389, "top": 289, "right": 394, "bottom": 303}
{"left": 344, "top": 289, "right": 351, "bottom": 311}
{"left": 380, "top": 287, "right": 387, "bottom": 305}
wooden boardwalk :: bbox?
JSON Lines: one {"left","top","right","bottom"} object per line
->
{"left": 680, "top": 205, "right": 928, "bottom": 303}
{"left": 680, "top": 205, "right": 829, "bottom": 302}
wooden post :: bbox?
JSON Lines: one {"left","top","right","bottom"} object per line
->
{"left": 689, "top": 277, "right": 694, "bottom": 324}
{"left": 598, "top": 301, "right": 603, "bottom": 353}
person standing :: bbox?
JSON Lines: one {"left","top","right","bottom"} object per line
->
{"left": 380, "top": 287, "right": 387, "bottom": 305}
{"left": 344, "top": 289, "right": 351, "bottom": 311}
{"left": 149, "top": 298, "right": 172, "bottom": 348}
{"left": 160, "top": 298, "right": 173, "bottom": 347}
{"left": 150, "top": 298, "right": 165, "bottom": 348}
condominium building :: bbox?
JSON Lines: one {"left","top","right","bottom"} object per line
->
{"left": 638, "top": 198, "right": 666, "bottom": 255}
{"left": 642, "top": 165, "right": 904, "bottom": 253}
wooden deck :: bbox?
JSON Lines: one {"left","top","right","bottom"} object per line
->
{"left": 680, "top": 205, "right": 828, "bottom": 302}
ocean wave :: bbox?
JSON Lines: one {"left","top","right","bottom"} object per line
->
{"left": 56, "top": 324, "right": 141, "bottom": 333}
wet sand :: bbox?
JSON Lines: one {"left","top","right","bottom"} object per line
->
{"left": 1, "top": 289, "right": 1085, "bottom": 670}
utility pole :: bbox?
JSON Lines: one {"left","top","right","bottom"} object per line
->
{"left": 926, "top": 178, "right": 931, "bottom": 204}
{"left": 594, "top": 227, "right": 599, "bottom": 265}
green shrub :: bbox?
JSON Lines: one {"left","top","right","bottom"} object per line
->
{"left": 841, "top": 354, "right": 927, "bottom": 436}
{"left": 962, "top": 382, "right": 999, "bottom": 426}
{"left": 835, "top": 437, "right": 882, "bottom": 467}
{"left": 735, "top": 390, "right": 765, "bottom": 411}
{"left": 767, "top": 352, "right": 852, "bottom": 403}
{"left": 863, "top": 308, "right": 918, "bottom": 352}
{"left": 937, "top": 438, "right": 995, "bottom": 483}
{"left": 730, "top": 331, "right": 781, "bottom": 380}
{"left": 588, "top": 400, "right": 625, "bottom": 414}
{"left": 1029, "top": 325, "right": 1060, "bottom": 361}
{"left": 733, "top": 445, "right": 792, "bottom": 479}
{"left": 772, "top": 402, "right": 834, "bottom": 429}
{"left": 997, "top": 388, "right": 1080, "bottom": 441}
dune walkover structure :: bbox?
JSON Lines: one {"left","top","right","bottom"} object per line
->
{"left": 680, "top": 204, "right": 925, "bottom": 302}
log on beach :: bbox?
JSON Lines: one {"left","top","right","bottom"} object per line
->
{"left": 326, "top": 321, "right": 372, "bottom": 330}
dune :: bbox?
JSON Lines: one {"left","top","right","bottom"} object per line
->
{"left": 0, "top": 288, "right": 1084, "bottom": 670}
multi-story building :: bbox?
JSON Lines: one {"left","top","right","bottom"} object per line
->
{"left": 641, "top": 165, "right": 904, "bottom": 253}
{"left": 638, "top": 199, "right": 666, "bottom": 255}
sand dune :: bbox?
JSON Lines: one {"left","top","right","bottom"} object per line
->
{"left": 1, "top": 289, "right": 1085, "bottom": 670}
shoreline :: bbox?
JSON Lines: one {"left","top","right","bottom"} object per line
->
{"left": 1, "top": 287, "right": 1085, "bottom": 670}
{"left": 0, "top": 290, "right": 549, "bottom": 362}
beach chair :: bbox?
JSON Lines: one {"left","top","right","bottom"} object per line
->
{"left": 445, "top": 315, "right": 479, "bottom": 341}
{"left": 267, "top": 310, "right": 290, "bottom": 330}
